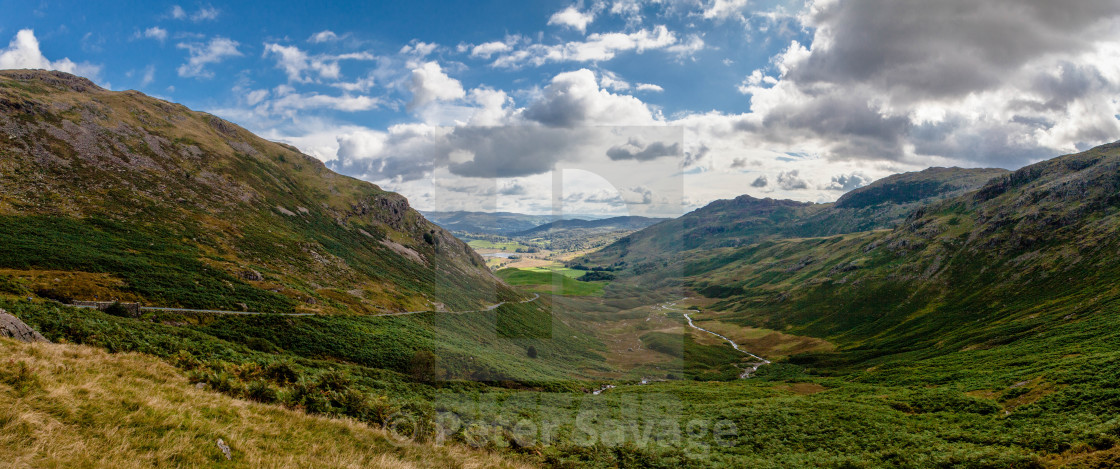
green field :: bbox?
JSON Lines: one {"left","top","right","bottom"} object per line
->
{"left": 466, "top": 239, "right": 536, "bottom": 251}
{"left": 518, "top": 266, "right": 585, "bottom": 279}
{"left": 495, "top": 268, "right": 605, "bottom": 296}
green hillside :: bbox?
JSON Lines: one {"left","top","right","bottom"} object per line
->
{"left": 0, "top": 70, "right": 517, "bottom": 313}
{"left": 577, "top": 166, "right": 1007, "bottom": 274}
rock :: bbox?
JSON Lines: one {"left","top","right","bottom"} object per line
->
{"left": 240, "top": 270, "right": 264, "bottom": 282}
{"left": 0, "top": 309, "right": 48, "bottom": 343}
{"left": 216, "top": 438, "right": 232, "bottom": 460}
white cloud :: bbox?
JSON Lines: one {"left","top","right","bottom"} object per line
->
{"left": 139, "top": 26, "right": 168, "bottom": 42}
{"left": 170, "top": 5, "right": 219, "bottom": 21}
{"left": 400, "top": 41, "right": 438, "bottom": 57}
{"left": 0, "top": 29, "right": 101, "bottom": 79}
{"left": 470, "top": 41, "right": 511, "bottom": 59}
{"left": 548, "top": 5, "right": 596, "bottom": 33}
{"left": 262, "top": 43, "right": 376, "bottom": 83}
{"left": 492, "top": 25, "right": 681, "bottom": 68}
{"left": 140, "top": 65, "right": 155, "bottom": 86}
{"left": 308, "top": 30, "right": 339, "bottom": 43}
{"left": 408, "top": 61, "right": 466, "bottom": 110}
{"left": 524, "top": 69, "right": 658, "bottom": 127}
{"left": 665, "top": 34, "right": 705, "bottom": 58}
{"left": 265, "top": 88, "right": 381, "bottom": 114}
{"left": 702, "top": 0, "right": 751, "bottom": 21}
{"left": 636, "top": 83, "right": 663, "bottom": 92}
{"left": 176, "top": 37, "right": 242, "bottom": 78}
{"left": 731, "top": 0, "right": 1120, "bottom": 167}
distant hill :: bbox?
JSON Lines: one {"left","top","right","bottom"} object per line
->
{"left": 578, "top": 166, "right": 1007, "bottom": 269}
{"left": 513, "top": 216, "right": 668, "bottom": 237}
{"left": 423, "top": 210, "right": 622, "bottom": 236}
{"left": 0, "top": 70, "right": 516, "bottom": 313}
{"left": 422, "top": 211, "right": 559, "bottom": 235}
{"left": 675, "top": 140, "right": 1120, "bottom": 367}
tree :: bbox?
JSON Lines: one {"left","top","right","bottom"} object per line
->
{"left": 527, "top": 346, "right": 538, "bottom": 359}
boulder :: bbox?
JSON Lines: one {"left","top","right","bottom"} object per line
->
{"left": 0, "top": 309, "right": 47, "bottom": 343}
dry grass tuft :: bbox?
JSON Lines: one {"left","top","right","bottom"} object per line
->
{"left": 0, "top": 338, "right": 531, "bottom": 468}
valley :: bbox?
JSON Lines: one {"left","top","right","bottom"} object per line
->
{"left": 3, "top": 70, "right": 1120, "bottom": 468}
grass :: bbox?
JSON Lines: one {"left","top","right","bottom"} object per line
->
{"left": 496, "top": 268, "right": 605, "bottom": 297}
{"left": 0, "top": 337, "right": 530, "bottom": 468}
{"left": 0, "top": 216, "right": 295, "bottom": 312}
{"left": 466, "top": 239, "right": 534, "bottom": 251}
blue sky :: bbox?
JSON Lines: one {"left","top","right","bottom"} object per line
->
{"left": 3, "top": 1, "right": 1120, "bottom": 215}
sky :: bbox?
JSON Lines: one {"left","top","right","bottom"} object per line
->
{"left": 3, "top": 1, "right": 1120, "bottom": 216}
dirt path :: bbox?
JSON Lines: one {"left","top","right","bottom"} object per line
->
{"left": 660, "top": 298, "right": 771, "bottom": 378}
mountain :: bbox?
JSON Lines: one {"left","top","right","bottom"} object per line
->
{"left": 577, "top": 166, "right": 1007, "bottom": 271}
{"left": 421, "top": 211, "right": 559, "bottom": 235}
{"left": 513, "top": 215, "right": 668, "bottom": 237}
{"left": 668, "top": 141, "right": 1120, "bottom": 367}
{"left": 0, "top": 70, "right": 516, "bottom": 313}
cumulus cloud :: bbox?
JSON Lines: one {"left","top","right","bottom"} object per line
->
{"left": 408, "top": 61, "right": 466, "bottom": 110}
{"left": 176, "top": 37, "right": 241, "bottom": 78}
{"left": 751, "top": 175, "right": 768, "bottom": 187}
{"left": 548, "top": 5, "right": 596, "bottom": 33}
{"left": 735, "top": 0, "right": 1120, "bottom": 168}
{"left": 308, "top": 30, "right": 340, "bottom": 43}
{"left": 523, "top": 69, "right": 656, "bottom": 127}
{"left": 607, "top": 139, "right": 681, "bottom": 161}
{"left": 824, "top": 173, "right": 869, "bottom": 191}
{"left": 636, "top": 83, "right": 663, "bottom": 92}
{"left": 138, "top": 26, "right": 167, "bottom": 42}
{"left": 777, "top": 170, "right": 809, "bottom": 190}
{"left": 0, "top": 30, "right": 101, "bottom": 79}
{"left": 702, "top": 0, "right": 751, "bottom": 21}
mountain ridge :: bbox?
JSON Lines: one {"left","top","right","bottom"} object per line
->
{"left": 0, "top": 69, "right": 515, "bottom": 313}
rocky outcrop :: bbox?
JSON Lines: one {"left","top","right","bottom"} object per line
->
{"left": 0, "top": 309, "right": 47, "bottom": 343}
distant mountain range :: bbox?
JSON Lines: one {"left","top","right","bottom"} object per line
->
{"left": 579, "top": 166, "right": 1008, "bottom": 268}
{"left": 422, "top": 210, "right": 649, "bottom": 236}
{"left": 513, "top": 216, "right": 667, "bottom": 237}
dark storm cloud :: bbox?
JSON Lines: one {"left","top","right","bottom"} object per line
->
{"left": 1029, "top": 61, "right": 1116, "bottom": 112}
{"left": 606, "top": 139, "right": 681, "bottom": 161}
{"left": 794, "top": 0, "right": 1120, "bottom": 101}
{"left": 734, "top": 0, "right": 1120, "bottom": 169}
{"left": 446, "top": 126, "right": 578, "bottom": 178}
{"left": 746, "top": 91, "right": 913, "bottom": 160}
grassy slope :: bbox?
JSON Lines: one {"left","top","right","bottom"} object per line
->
{"left": 0, "top": 338, "right": 528, "bottom": 468}
{"left": 496, "top": 268, "right": 605, "bottom": 296}
{"left": 0, "top": 70, "right": 514, "bottom": 313}
{"left": 577, "top": 167, "right": 1007, "bottom": 275}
